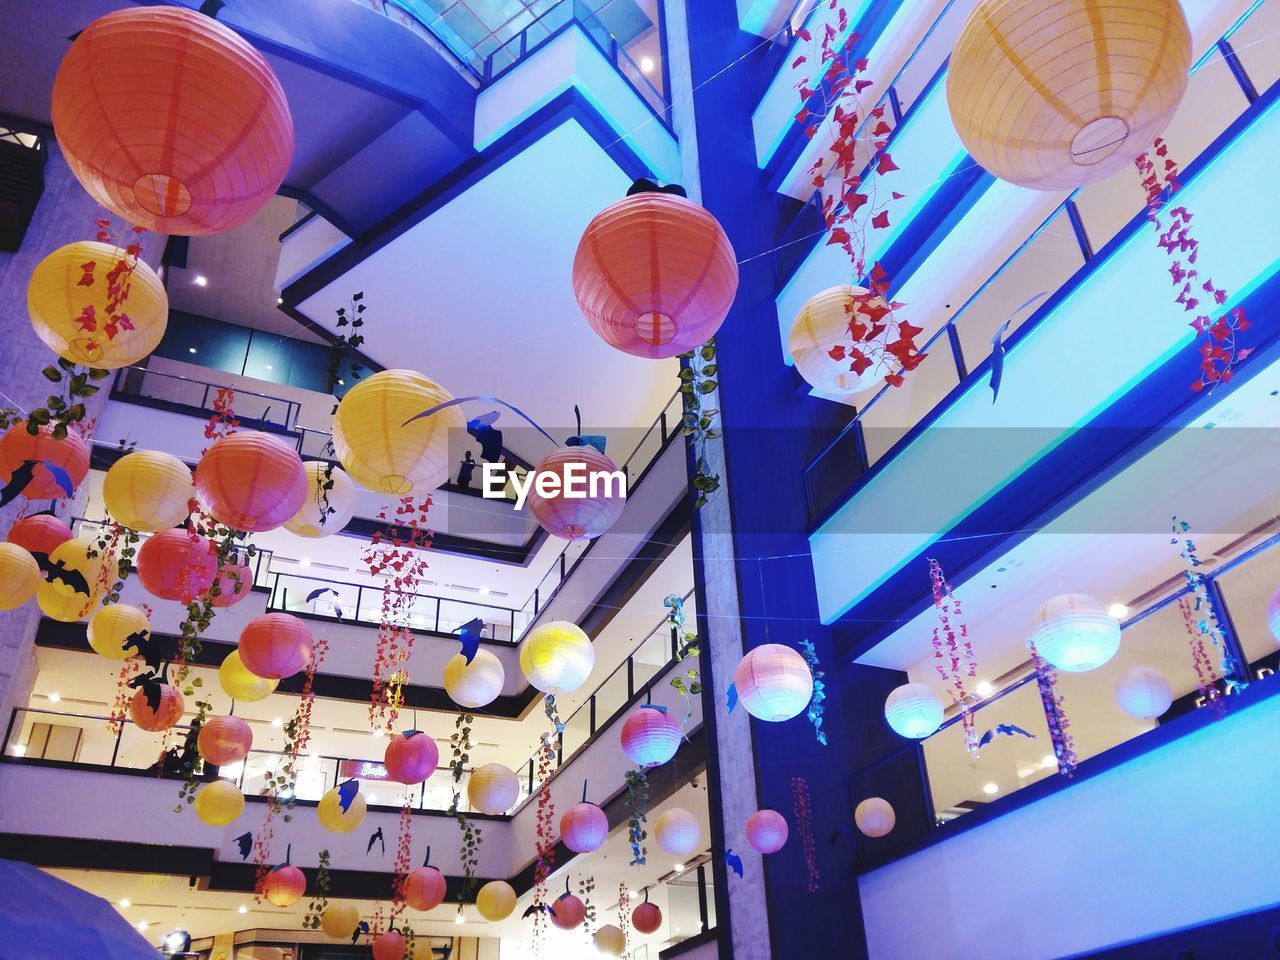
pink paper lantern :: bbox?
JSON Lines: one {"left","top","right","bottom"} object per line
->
{"left": 632, "top": 901, "right": 662, "bottom": 935}
{"left": 136, "top": 529, "right": 218, "bottom": 602}
{"left": 734, "top": 643, "right": 813, "bottom": 722}
{"left": 237, "top": 613, "right": 313, "bottom": 680}
{"left": 620, "top": 706, "right": 682, "bottom": 768}
{"left": 560, "top": 801, "right": 608, "bottom": 853}
{"left": 552, "top": 892, "right": 586, "bottom": 930}
{"left": 402, "top": 865, "right": 446, "bottom": 911}
{"left": 195, "top": 433, "right": 308, "bottom": 533}
{"left": 526, "top": 445, "right": 626, "bottom": 541}
{"left": 384, "top": 731, "right": 439, "bottom": 785}
{"left": 262, "top": 864, "right": 306, "bottom": 907}
{"left": 745, "top": 809, "right": 788, "bottom": 854}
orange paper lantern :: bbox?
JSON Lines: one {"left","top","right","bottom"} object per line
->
{"left": 262, "top": 863, "right": 306, "bottom": 907}
{"left": 402, "top": 865, "right": 446, "bottom": 911}
{"left": 552, "top": 892, "right": 585, "bottom": 930}
{"left": 51, "top": 6, "right": 293, "bottom": 235}
{"left": 198, "top": 715, "right": 253, "bottom": 766}
{"left": 526, "top": 445, "right": 625, "bottom": 541}
{"left": 129, "top": 683, "right": 185, "bottom": 732}
{"left": 560, "top": 801, "right": 608, "bottom": 853}
{"left": 135, "top": 529, "right": 218, "bottom": 602}
{"left": 632, "top": 901, "right": 662, "bottom": 935}
{"left": 372, "top": 931, "right": 406, "bottom": 960}
{"left": 102, "top": 450, "right": 194, "bottom": 532}
{"left": 238, "top": 613, "right": 313, "bottom": 680}
{"left": 195, "top": 433, "right": 307, "bottom": 532}
{"left": 7, "top": 514, "right": 73, "bottom": 556}
{"left": 0, "top": 423, "right": 89, "bottom": 500}
{"left": 572, "top": 189, "right": 738, "bottom": 359}
{"left": 384, "top": 731, "right": 439, "bottom": 785}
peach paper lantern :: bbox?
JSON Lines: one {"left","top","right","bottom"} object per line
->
{"left": 444, "top": 650, "right": 505, "bottom": 709}
{"left": 238, "top": 613, "right": 313, "bottom": 680}
{"left": 526, "top": 445, "right": 625, "bottom": 541}
{"left": 262, "top": 862, "right": 306, "bottom": 907}
{"left": 332, "top": 370, "right": 464, "bottom": 496}
{"left": 27, "top": 241, "right": 167, "bottom": 368}
{"left": 552, "top": 892, "right": 585, "bottom": 930}
{"left": 734, "top": 643, "right": 813, "bottom": 722}
{"left": 572, "top": 189, "right": 739, "bottom": 359}
{"left": 0, "top": 423, "right": 89, "bottom": 500}
{"left": 854, "top": 797, "right": 896, "bottom": 838}
{"left": 37, "top": 537, "right": 105, "bottom": 622}
{"left": 7, "top": 514, "right": 73, "bottom": 556}
{"left": 195, "top": 433, "right": 307, "bottom": 532}
{"left": 519, "top": 620, "right": 595, "bottom": 695}
{"left": 87, "top": 603, "right": 149, "bottom": 659}
{"left": 194, "top": 779, "right": 244, "bottom": 827}
{"left": 620, "top": 706, "right": 681, "bottom": 768}
{"left": 632, "top": 900, "right": 662, "bottom": 936}
{"left": 655, "top": 807, "right": 701, "bottom": 857}
{"left": 129, "top": 682, "right": 184, "bottom": 732}
{"left": 135, "top": 529, "right": 217, "bottom": 602}
{"left": 594, "top": 925, "right": 626, "bottom": 957}
{"left": 402, "top": 863, "right": 446, "bottom": 911}
{"left": 321, "top": 902, "right": 361, "bottom": 940}
{"left": 51, "top": 6, "right": 293, "bottom": 235}
{"left": 560, "top": 801, "right": 608, "bottom": 853}
{"left": 789, "top": 286, "right": 901, "bottom": 395}
{"left": 467, "top": 763, "right": 520, "bottom": 815}
{"left": 102, "top": 450, "right": 194, "bottom": 531}
{"left": 372, "top": 931, "right": 406, "bottom": 960}
{"left": 218, "top": 650, "right": 277, "bottom": 702}
{"left": 384, "top": 731, "right": 439, "bottom": 785}
{"left": 476, "top": 881, "right": 517, "bottom": 921}
{"left": 745, "top": 809, "right": 788, "bottom": 854}
{"left": 946, "top": 0, "right": 1192, "bottom": 190}
{"left": 0, "top": 543, "right": 39, "bottom": 611}
{"left": 284, "top": 462, "right": 357, "bottom": 537}
{"left": 198, "top": 715, "right": 253, "bottom": 766}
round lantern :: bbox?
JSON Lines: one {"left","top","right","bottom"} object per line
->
{"left": 444, "top": 650, "right": 505, "bottom": 709}
{"left": 560, "top": 801, "right": 608, "bottom": 853}
{"left": 789, "top": 285, "right": 901, "bottom": 395}
{"left": 372, "top": 931, "right": 406, "bottom": 960}
{"left": 476, "top": 881, "right": 517, "bottom": 921}
{"left": 594, "top": 925, "right": 627, "bottom": 957}
{"left": 946, "top": 0, "right": 1192, "bottom": 191}
{"left": 318, "top": 785, "right": 367, "bottom": 834}
{"left": 262, "top": 863, "right": 306, "bottom": 907}
{"left": 1115, "top": 666, "right": 1173, "bottom": 720}
{"left": 87, "top": 604, "right": 150, "bottom": 659}
{"left": 331, "top": 370, "right": 464, "bottom": 496}
{"left": 884, "top": 682, "right": 945, "bottom": 739}
{"left": 402, "top": 865, "right": 446, "bottom": 911}
{"left": 632, "top": 900, "right": 662, "bottom": 936}
{"left": 136, "top": 529, "right": 218, "bottom": 602}
{"left": 51, "top": 6, "right": 293, "bottom": 235}
{"left": 27, "top": 241, "right": 168, "bottom": 368}
{"left": 284, "top": 462, "right": 357, "bottom": 537}
{"left": 572, "top": 191, "right": 738, "bottom": 359}
{"left": 552, "top": 892, "right": 585, "bottom": 931}
{"left": 519, "top": 621, "right": 595, "bottom": 695}
{"left": 620, "top": 706, "right": 681, "bottom": 768}
{"left": 467, "top": 763, "right": 520, "bottom": 815}
{"left": 218, "top": 650, "right": 277, "bottom": 702}
{"left": 7, "top": 514, "right": 73, "bottom": 556}
{"left": 0, "top": 543, "right": 39, "bottom": 611}
{"left": 194, "top": 779, "right": 244, "bottom": 827}
{"left": 1031, "top": 593, "right": 1121, "bottom": 672}
{"left": 129, "top": 683, "right": 184, "bottom": 732}
{"left": 745, "top": 809, "right": 788, "bottom": 854}
{"left": 36, "top": 537, "right": 105, "bottom": 622}
{"left": 734, "top": 644, "right": 813, "bottom": 722}
{"left": 102, "top": 450, "right": 194, "bottom": 531}
{"left": 384, "top": 731, "right": 439, "bottom": 785}
{"left": 1267, "top": 586, "right": 1280, "bottom": 642}
{"left": 209, "top": 554, "right": 252, "bottom": 608}
{"left": 195, "top": 433, "right": 307, "bottom": 533}
{"left": 526, "top": 445, "right": 625, "bottom": 541}
{"left": 321, "top": 902, "right": 361, "bottom": 940}
{"left": 854, "top": 797, "right": 896, "bottom": 838}
{"left": 654, "top": 807, "right": 701, "bottom": 857}
{"left": 0, "top": 422, "right": 89, "bottom": 500}
{"left": 197, "top": 715, "right": 253, "bottom": 766}
{"left": 238, "top": 613, "right": 313, "bottom": 680}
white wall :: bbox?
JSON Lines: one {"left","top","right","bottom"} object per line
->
{"left": 275, "top": 214, "right": 351, "bottom": 292}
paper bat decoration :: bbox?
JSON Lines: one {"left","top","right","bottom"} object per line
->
{"left": 466, "top": 414, "right": 504, "bottom": 463}
{"left": 726, "top": 683, "right": 738, "bottom": 715}
{"left": 366, "top": 826, "right": 385, "bottom": 856}
{"left": 725, "top": 848, "right": 744, "bottom": 878}
{"left": 829, "top": 824, "right": 856, "bottom": 847}
{"left": 120, "top": 629, "right": 171, "bottom": 674}
{"left": 0, "top": 461, "right": 37, "bottom": 508}
{"left": 351, "top": 920, "right": 370, "bottom": 945}
{"left": 43, "top": 461, "right": 74, "bottom": 499}
{"left": 564, "top": 404, "right": 607, "bottom": 454}
{"left": 233, "top": 832, "right": 253, "bottom": 860}
{"left": 627, "top": 178, "right": 688, "bottom": 198}
{"left": 305, "top": 586, "right": 336, "bottom": 604}
{"left": 127, "top": 671, "right": 164, "bottom": 712}
{"left": 522, "top": 904, "right": 556, "bottom": 919}
{"left": 337, "top": 778, "right": 360, "bottom": 814}
{"left": 455, "top": 617, "right": 485, "bottom": 665}
{"left": 977, "top": 723, "right": 1036, "bottom": 748}
{"left": 34, "top": 552, "right": 91, "bottom": 597}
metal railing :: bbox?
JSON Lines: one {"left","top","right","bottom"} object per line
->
{"left": 110, "top": 365, "right": 302, "bottom": 433}
{"left": 72, "top": 518, "right": 275, "bottom": 592}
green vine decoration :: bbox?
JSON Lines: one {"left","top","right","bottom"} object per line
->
{"left": 327, "top": 291, "right": 367, "bottom": 401}
{"left": 664, "top": 594, "right": 702, "bottom": 729}
{"left": 173, "top": 698, "right": 212, "bottom": 813}
{"left": 578, "top": 875, "right": 598, "bottom": 936}
{"left": 88, "top": 517, "right": 139, "bottom": 605}
{"left": 449, "top": 713, "right": 482, "bottom": 901}
{"left": 624, "top": 769, "right": 649, "bottom": 867}
{"left": 0, "top": 358, "right": 110, "bottom": 438}
{"left": 303, "top": 849, "right": 331, "bottom": 930}
{"left": 677, "top": 339, "right": 720, "bottom": 509}
{"left": 316, "top": 461, "right": 337, "bottom": 531}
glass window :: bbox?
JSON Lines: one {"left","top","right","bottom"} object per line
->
{"left": 1213, "top": 540, "right": 1280, "bottom": 669}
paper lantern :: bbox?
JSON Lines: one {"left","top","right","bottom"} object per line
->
{"left": 318, "top": 785, "right": 367, "bottom": 833}
{"left": 51, "top": 6, "right": 293, "bottom": 235}
{"left": 526, "top": 445, "right": 625, "bottom": 541}
{"left": 321, "top": 902, "right": 361, "bottom": 940}
{"left": 789, "top": 286, "right": 901, "bottom": 395}
{"left": 7, "top": 514, "right": 73, "bottom": 556}
{"left": 632, "top": 901, "right": 662, "bottom": 935}
{"left": 402, "top": 865, "right": 446, "bottom": 911}
{"left": 519, "top": 620, "right": 595, "bottom": 695}
{"left": 947, "top": 0, "right": 1192, "bottom": 190}
{"left": 198, "top": 715, "right": 253, "bottom": 766}
{"left": 218, "top": 650, "right": 277, "bottom": 702}
{"left": 0, "top": 543, "right": 39, "bottom": 611}
{"left": 572, "top": 191, "right": 738, "bottom": 359}
{"left": 129, "top": 683, "right": 184, "bottom": 732}
{"left": 210, "top": 554, "right": 253, "bottom": 608}
{"left": 195, "top": 433, "right": 307, "bottom": 533}
{"left": 27, "top": 241, "right": 168, "bottom": 368}
{"left": 36, "top": 537, "right": 105, "bottom": 622}
{"left": 476, "top": 881, "right": 517, "bottom": 921}
{"left": 1031, "top": 594, "right": 1121, "bottom": 672}
{"left": 594, "top": 925, "right": 627, "bottom": 957}
{"left": 884, "top": 683, "right": 945, "bottom": 739}
{"left": 384, "top": 731, "right": 439, "bottom": 785}
{"left": 560, "top": 801, "right": 608, "bottom": 853}
{"left": 102, "top": 450, "right": 193, "bottom": 531}
{"left": 655, "top": 807, "right": 701, "bottom": 857}
{"left": 332, "top": 370, "right": 464, "bottom": 496}
{"left": 194, "top": 779, "right": 244, "bottom": 827}
{"left": 284, "top": 462, "right": 357, "bottom": 537}
{"left": 0, "top": 422, "right": 89, "bottom": 500}
{"left": 87, "top": 604, "right": 149, "bottom": 659}
{"left": 620, "top": 706, "right": 682, "bottom": 768}
{"left": 552, "top": 892, "right": 585, "bottom": 930}
{"left": 855, "top": 797, "right": 896, "bottom": 838}
{"left": 238, "top": 613, "right": 313, "bottom": 679}
{"left": 467, "top": 763, "right": 519, "bottom": 815}
{"left": 745, "top": 809, "right": 788, "bottom": 854}
{"left": 372, "top": 931, "right": 406, "bottom": 960}
{"left": 734, "top": 644, "right": 813, "bottom": 722}
{"left": 1267, "top": 587, "right": 1280, "bottom": 642}
{"left": 136, "top": 529, "right": 218, "bottom": 602}
{"left": 444, "top": 650, "right": 505, "bottom": 709}
{"left": 262, "top": 864, "right": 306, "bottom": 907}
{"left": 1115, "top": 666, "right": 1173, "bottom": 719}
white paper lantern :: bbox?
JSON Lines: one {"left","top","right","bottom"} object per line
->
{"left": 467, "top": 762, "right": 520, "bottom": 815}
{"left": 733, "top": 643, "right": 813, "bottom": 722}
{"left": 654, "top": 807, "right": 702, "bottom": 857}
{"left": 1115, "top": 666, "right": 1173, "bottom": 719}
{"left": 855, "top": 797, "right": 896, "bottom": 838}
{"left": 284, "top": 462, "right": 357, "bottom": 538}
{"left": 884, "top": 682, "right": 944, "bottom": 739}
{"left": 444, "top": 650, "right": 505, "bottom": 709}
{"left": 519, "top": 620, "right": 595, "bottom": 695}
{"left": 1031, "top": 594, "right": 1121, "bottom": 672}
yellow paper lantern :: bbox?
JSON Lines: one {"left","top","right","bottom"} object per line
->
{"left": 654, "top": 807, "right": 702, "bottom": 857}
{"left": 321, "top": 902, "right": 362, "bottom": 940}
{"left": 87, "top": 603, "right": 149, "bottom": 659}
{"left": 789, "top": 286, "right": 901, "bottom": 395}
{"left": 194, "top": 778, "right": 244, "bottom": 827}
{"left": 218, "top": 650, "right": 278, "bottom": 702}
{"left": 519, "top": 620, "right": 595, "bottom": 695}
{"left": 467, "top": 763, "right": 519, "bottom": 815}
{"left": 0, "top": 543, "right": 39, "bottom": 611}
{"left": 594, "top": 925, "right": 626, "bottom": 957}
{"left": 27, "top": 241, "right": 168, "bottom": 368}
{"left": 284, "top": 462, "right": 358, "bottom": 538}
{"left": 444, "top": 650, "right": 505, "bottom": 709}
{"left": 332, "top": 370, "right": 464, "bottom": 495}
{"left": 476, "top": 881, "right": 517, "bottom": 922}
{"left": 102, "top": 450, "right": 195, "bottom": 532}
{"left": 318, "top": 785, "right": 368, "bottom": 834}
{"left": 947, "top": 0, "right": 1192, "bottom": 190}
{"left": 36, "top": 537, "right": 105, "bottom": 622}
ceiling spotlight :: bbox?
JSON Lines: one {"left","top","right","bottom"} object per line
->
{"left": 454, "top": 911, "right": 465, "bottom": 925}
{"left": 1043, "top": 754, "right": 1058, "bottom": 768}
{"left": 298, "top": 557, "right": 311, "bottom": 568}
{"left": 271, "top": 717, "right": 283, "bottom": 728}
{"left": 975, "top": 681, "right": 993, "bottom": 698}
{"left": 119, "top": 899, "right": 131, "bottom": 909}
{"left": 982, "top": 782, "right": 999, "bottom": 796}
{"left": 188, "top": 347, "right": 197, "bottom": 355}
{"left": 628, "top": 891, "right": 638, "bottom": 901}
{"left": 1108, "top": 602, "right": 1129, "bottom": 620}
{"left": 193, "top": 275, "right": 208, "bottom": 287}
{"left": 478, "top": 585, "right": 490, "bottom": 595}
{"left": 673, "top": 863, "right": 684, "bottom": 872}
{"left": 238, "top": 905, "right": 248, "bottom": 915}
{"left": 265, "top": 364, "right": 273, "bottom": 371}
{"left": 136, "top": 921, "right": 149, "bottom": 932}
{"left": 366, "top": 793, "right": 377, "bottom": 804}
{"left": 276, "top": 297, "right": 283, "bottom": 305}
{"left": 11, "top": 744, "right": 25, "bottom": 756}
{"left": 640, "top": 56, "right": 655, "bottom": 73}
{"left": 47, "top": 692, "right": 60, "bottom": 703}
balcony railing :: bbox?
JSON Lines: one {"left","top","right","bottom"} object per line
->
{"left": 72, "top": 519, "right": 275, "bottom": 593}
{"left": 111, "top": 365, "right": 302, "bottom": 433}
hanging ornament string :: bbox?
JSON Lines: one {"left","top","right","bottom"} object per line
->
{"left": 1178, "top": 595, "right": 1225, "bottom": 718}
{"left": 791, "top": 776, "right": 820, "bottom": 893}
{"left": 1028, "top": 642, "right": 1077, "bottom": 777}
{"left": 1172, "top": 516, "right": 1246, "bottom": 694}
{"left": 927, "top": 558, "right": 979, "bottom": 755}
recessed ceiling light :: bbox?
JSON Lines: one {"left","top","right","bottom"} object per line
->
{"left": 11, "top": 744, "right": 25, "bottom": 756}
{"left": 1043, "top": 754, "right": 1058, "bottom": 767}
{"left": 372, "top": 728, "right": 385, "bottom": 738}
{"left": 238, "top": 905, "right": 248, "bottom": 914}
{"left": 478, "top": 585, "right": 490, "bottom": 595}
{"left": 136, "top": 921, "right": 149, "bottom": 932}
{"left": 454, "top": 912, "right": 465, "bottom": 925}
{"left": 118, "top": 899, "right": 131, "bottom": 909}
{"left": 982, "top": 782, "right": 999, "bottom": 796}
{"left": 265, "top": 364, "right": 273, "bottom": 371}
{"left": 640, "top": 56, "right": 655, "bottom": 73}
{"left": 298, "top": 557, "right": 311, "bottom": 568}
{"left": 193, "top": 275, "right": 207, "bottom": 287}
{"left": 188, "top": 347, "right": 197, "bottom": 354}
{"left": 1107, "top": 602, "right": 1129, "bottom": 620}
{"left": 628, "top": 891, "right": 638, "bottom": 900}
{"left": 47, "top": 692, "right": 60, "bottom": 703}
{"left": 276, "top": 297, "right": 283, "bottom": 305}
{"left": 366, "top": 793, "right": 377, "bottom": 804}
{"left": 338, "top": 379, "right": 345, "bottom": 385}
{"left": 975, "top": 681, "right": 993, "bottom": 698}
{"left": 271, "top": 717, "right": 283, "bottom": 728}
{"left": 673, "top": 863, "right": 684, "bottom": 872}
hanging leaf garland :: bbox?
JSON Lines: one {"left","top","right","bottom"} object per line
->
{"left": 302, "top": 849, "right": 331, "bottom": 930}
{"left": 87, "top": 515, "right": 138, "bottom": 605}
{"left": 624, "top": 769, "right": 649, "bottom": 867}
{"left": 677, "top": 339, "right": 721, "bottom": 509}
{"left": 531, "top": 736, "right": 557, "bottom": 953}
{"left": 665, "top": 594, "right": 703, "bottom": 730}
{"left": 389, "top": 800, "right": 414, "bottom": 922}
{"left": 791, "top": 776, "right": 820, "bottom": 894}
{"left": 798, "top": 640, "right": 827, "bottom": 746}
{"left": 578, "top": 875, "right": 598, "bottom": 937}
{"left": 327, "top": 291, "right": 367, "bottom": 399}
{"left": 1172, "top": 516, "right": 1247, "bottom": 693}
{"left": 449, "top": 712, "right": 482, "bottom": 903}
{"left": 1028, "top": 642, "right": 1077, "bottom": 777}
{"left": 617, "top": 883, "right": 631, "bottom": 953}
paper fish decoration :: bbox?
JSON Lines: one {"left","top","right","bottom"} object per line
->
{"left": 725, "top": 848, "right": 744, "bottom": 878}
{"left": 337, "top": 778, "right": 360, "bottom": 814}
{"left": 0, "top": 461, "right": 37, "bottom": 508}
{"left": 455, "top": 617, "right": 485, "bottom": 665}
{"left": 977, "top": 723, "right": 1036, "bottom": 748}
{"left": 726, "top": 683, "right": 738, "bottom": 715}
